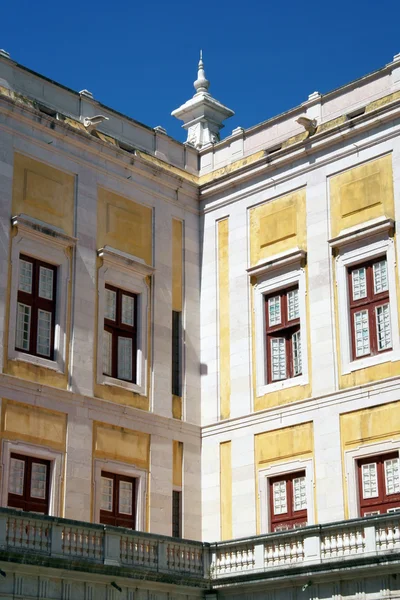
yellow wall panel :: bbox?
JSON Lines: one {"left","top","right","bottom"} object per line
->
{"left": 172, "top": 394, "right": 182, "bottom": 420}
{"left": 172, "top": 219, "right": 183, "bottom": 312}
{"left": 93, "top": 422, "right": 150, "bottom": 469}
{"left": 255, "top": 422, "right": 314, "bottom": 467}
{"left": 220, "top": 441, "right": 232, "bottom": 540}
{"left": 97, "top": 188, "right": 152, "bottom": 265}
{"left": 1, "top": 399, "right": 67, "bottom": 451}
{"left": 12, "top": 153, "right": 75, "bottom": 236}
{"left": 249, "top": 189, "right": 306, "bottom": 266}
{"left": 218, "top": 219, "right": 231, "bottom": 420}
{"left": 330, "top": 155, "right": 394, "bottom": 237}
{"left": 173, "top": 440, "right": 183, "bottom": 488}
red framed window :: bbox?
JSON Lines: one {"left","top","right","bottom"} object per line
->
{"left": 16, "top": 255, "right": 57, "bottom": 359}
{"left": 269, "top": 471, "right": 307, "bottom": 532}
{"left": 103, "top": 285, "right": 137, "bottom": 383}
{"left": 8, "top": 453, "right": 51, "bottom": 514}
{"left": 265, "top": 287, "right": 301, "bottom": 383}
{"left": 357, "top": 453, "right": 400, "bottom": 516}
{"left": 100, "top": 471, "right": 137, "bottom": 529}
{"left": 348, "top": 257, "right": 391, "bottom": 360}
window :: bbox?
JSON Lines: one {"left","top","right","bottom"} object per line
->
{"left": 100, "top": 471, "right": 137, "bottom": 529}
{"left": 172, "top": 490, "right": 182, "bottom": 537}
{"left": 8, "top": 453, "right": 50, "bottom": 514}
{"left": 269, "top": 471, "right": 307, "bottom": 532}
{"left": 103, "top": 285, "right": 137, "bottom": 383}
{"left": 357, "top": 453, "right": 400, "bottom": 516}
{"left": 16, "top": 255, "right": 57, "bottom": 359}
{"left": 172, "top": 311, "right": 182, "bottom": 396}
{"left": 265, "top": 287, "right": 301, "bottom": 383}
{"left": 349, "top": 258, "right": 391, "bottom": 360}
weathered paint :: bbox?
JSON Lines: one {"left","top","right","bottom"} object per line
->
{"left": 218, "top": 219, "right": 231, "bottom": 420}
{"left": 173, "top": 440, "right": 183, "bottom": 488}
{"left": 220, "top": 440, "right": 232, "bottom": 540}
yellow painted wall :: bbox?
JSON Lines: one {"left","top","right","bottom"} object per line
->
{"left": 97, "top": 187, "right": 153, "bottom": 265}
{"left": 340, "top": 401, "right": 400, "bottom": 517}
{"left": 173, "top": 440, "right": 183, "bottom": 488}
{"left": 92, "top": 422, "right": 150, "bottom": 469}
{"left": 220, "top": 441, "right": 232, "bottom": 540}
{"left": 249, "top": 189, "right": 306, "bottom": 267}
{"left": 330, "top": 155, "right": 394, "bottom": 238}
{"left": 1, "top": 399, "right": 67, "bottom": 452}
{"left": 12, "top": 153, "right": 75, "bottom": 236}
{"left": 172, "top": 219, "right": 183, "bottom": 419}
{"left": 254, "top": 422, "right": 314, "bottom": 533}
{"left": 218, "top": 219, "right": 231, "bottom": 420}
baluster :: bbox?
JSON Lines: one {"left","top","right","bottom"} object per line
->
{"left": 356, "top": 529, "right": 364, "bottom": 553}
{"left": 386, "top": 523, "right": 394, "bottom": 549}
{"left": 380, "top": 526, "right": 387, "bottom": 550}
{"left": 349, "top": 530, "right": 356, "bottom": 554}
{"left": 394, "top": 523, "right": 400, "bottom": 547}
{"left": 330, "top": 534, "right": 337, "bottom": 557}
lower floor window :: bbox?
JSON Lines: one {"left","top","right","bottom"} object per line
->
{"left": 100, "top": 471, "right": 137, "bottom": 529}
{"left": 358, "top": 452, "right": 400, "bottom": 516}
{"left": 269, "top": 471, "right": 307, "bottom": 531}
{"left": 172, "top": 490, "right": 182, "bottom": 538}
{"left": 8, "top": 453, "right": 50, "bottom": 514}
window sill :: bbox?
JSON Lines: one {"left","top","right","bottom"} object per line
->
{"left": 100, "top": 375, "right": 146, "bottom": 396}
{"left": 8, "top": 351, "right": 64, "bottom": 374}
{"left": 257, "top": 374, "right": 308, "bottom": 397}
{"left": 342, "top": 349, "right": 400, "bottom": 375}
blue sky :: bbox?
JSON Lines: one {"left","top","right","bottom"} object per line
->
{"left": 2, "top": 0, "right": 400, "bottom": 143}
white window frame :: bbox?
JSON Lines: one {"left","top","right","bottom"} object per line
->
{"left": 97, "top": 246, "right": 153, "bottom": 396}
{"left": 258, "top": 457, "right": 314, "bottom": 534}
{"left": 9, "top": 215, "right": 74, "bottom": 373}
{"left": 345, "top": 439, "right": 400, "bottom": 519}
{"left": 253, "top": 254, "right": 309, "bottom": 396}
{"left": 0, "top": 439, "right": 63, "bottom": 517}
{"left": 93, "top": 458, "right": 147, "bottom": 530}
{"left": 335, "top": 231, "right": 400, "bottom": 374}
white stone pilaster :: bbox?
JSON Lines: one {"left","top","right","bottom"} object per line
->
{"left": 149, "top": 434, "right": 173, "bottom": 536}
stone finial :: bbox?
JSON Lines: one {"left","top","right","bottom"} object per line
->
{"left": 194, "top": 50, "right": 210, "bottom": 95}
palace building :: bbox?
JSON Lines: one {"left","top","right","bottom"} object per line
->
{"left": 0, "top": 46, "right": 400, "bottom": 599}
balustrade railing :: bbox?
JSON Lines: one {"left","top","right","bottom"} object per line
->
{"left": 0, "top": 508, "right": 399, "bottom": 582}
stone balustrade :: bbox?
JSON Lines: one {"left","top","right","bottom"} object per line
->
{"left": 0, "top": 508, "right": 400, "bottom": 583}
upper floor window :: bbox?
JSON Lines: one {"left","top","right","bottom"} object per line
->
{"left": 265, "top": 287, "right": 301, "bottom": 383}
{"left": 8, "top": 452, "right": 50, "bottom": 515}
{"left": 269, "top": 470, "right": 307, "bottom": 532}
{"left": 349, "top": 258, "right": 391, "bottom": 360}
{"left": 103, "top": 285, "right": 137, "bottom": 383}
{"left": 100, "top": 470, "right": 137, "bottom": 529}
{"left": 358, "top": 452, "right": 400, "bottom": 516}
{"left": 16, "top": 255, "right": 57, "bottom": 359}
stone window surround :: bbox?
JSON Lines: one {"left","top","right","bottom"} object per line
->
{"left": 9, "top": 215, "right": 74, "bottom": 374}
{"left": 258, "top": 457, "right": 315, "bottom": 534}
{"left": 96, "top": 246, "right": 153, "bottom": 397}
{"left": 345, "top": 438, "right": 400, "bottom": 519}
{"left": 0, "top": 439, "right": 63, "bottom": 517}
{"left": 334, "top": 224, "right": 400, "bottom": 375}
{"left": 252, "top": 251, "right": 309, "bottom": 397}
{"left": 93, "top": 458, "right": 147, "bottom": 531}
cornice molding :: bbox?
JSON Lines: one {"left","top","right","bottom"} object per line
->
{"left": 11, "top": 213, "right": 77, "bottom": 248}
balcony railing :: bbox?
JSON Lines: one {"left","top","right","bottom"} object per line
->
{"left": 0, "top": 508, "right": 400, "bottom": 584}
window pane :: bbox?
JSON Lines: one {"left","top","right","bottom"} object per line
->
{"left": 119, "top": 480, "right": 133, "bottom": 515}
{"left": 118, "top": 336, "right": 133, "bottom": 381}
{"left": 373, "top": 260, "right": 388, "bottom": 295}
{"left": 30, "top": 462, "right": 47, "bottom": 499}
{"left": 121, "top": 294, "right": 134, "bottom": 326}
{"left": 268, "top": 296, "right": 281, "bottom": 326}
{"left": 9, "top": 458, "right": 25, "bottom": 496}
{"left": 16, "top": 303, "right": 31, "bottom": 351}
{"left": 376, "top": 304, "right": 392, "bottom": 351}
{"left": 292, "top": 330, "right": 302, "bottom": 376}
{"left": 271, "top": 337, "right": 286, "bottom": 381}
{"left": 103, "top": 330, "right": 112, "bottom": 376}
{"left": 362, "top": 463, "right": 378, "bottom": 498}
{"left": 287, "top": 289, "right": 299, "bottom": 320}
{"left": 105, "top": 289, "right": 116, "bottom": 321}
{"left": 293, "top": 477, "right": 307, "bottom": 511}
{"left": 38, "top": 266, "right": 54, "bottom": 300}
{"left": 19, "top": 259, "right": 33, "bottom": 293}
{"left": 352, "top": 267, "right": 367, "bottom": 301}
{"left": 37, "top": 309, "right": 52, "bottom": 357}
{"left": 101, "top": 477, "right": 113, "bottom": 511}
{"left": 385, "top": 458, "right": 400, "bottom": 495}
{"left": 273, "top": 480, "right": 287, "bottom": 515}
{"left": 354, "top": 310, "right": 370, "bottom": 357}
